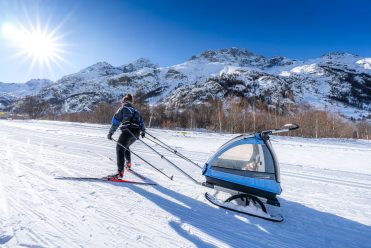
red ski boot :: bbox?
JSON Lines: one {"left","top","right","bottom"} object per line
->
{"left": 108, "top": 170, "right": 124, "bottom": 179}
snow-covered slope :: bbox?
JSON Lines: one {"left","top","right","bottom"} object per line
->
{"left": 36, "top": 59, "right": 162, "bottom": 113}
{"left": 0, "top": 120, "right": 370, "bottom": 247}
{"left": 1, "top": 48, "right": 370, "bottom": 119}
{"left": 38, "top": 48, "right": 371, "bottom": 119}
{"left": 0, "top": 79, "right": 53, "bottom": 111}
{"left": 0, "top": 93, "right": 16, "bottom": 110}
{"left": 120, "top": 58, "right": 159, "bottom": 73}
{"left": 0, "top": 79, "right": 53, "bottom": 97}
{"left": 164, "top": 50, "right": 370, "bottom": 119}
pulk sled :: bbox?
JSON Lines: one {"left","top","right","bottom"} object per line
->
{"left": 113, "top": 123, "right": 299, "bottom": 222}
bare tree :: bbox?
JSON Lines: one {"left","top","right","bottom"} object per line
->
{"left": 19, "top": 96, "right": 51, "bottom": 119}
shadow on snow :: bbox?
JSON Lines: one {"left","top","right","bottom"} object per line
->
{"left": 114, "top": 181, "right": 371, "bottom": 248}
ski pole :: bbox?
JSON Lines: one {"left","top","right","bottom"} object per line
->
{"left": 144, "top": 130, "right": 202, "bottom": 169}
{"left": 145, "top": 135, "right": 203, "bottom": 169}
{"left": 112, "top": 138, "right": 174, "bottom": 181}
{"left": 126, "top": 129, "right": 201, "bottom": 185}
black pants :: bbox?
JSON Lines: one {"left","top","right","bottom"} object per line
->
{"left": 116, "top": 128, "right": 140, "bottom": 172}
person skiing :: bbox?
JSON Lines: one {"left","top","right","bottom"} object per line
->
{"left": 107, "top": 93, "right": 145, "bottom": 178}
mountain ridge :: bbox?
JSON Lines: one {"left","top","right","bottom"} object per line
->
{"left": 0, "top": 48, "right": 370, "bottom": 120}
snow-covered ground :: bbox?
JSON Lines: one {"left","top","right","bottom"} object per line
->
{"left": 0, "top": 120, "right": 370, "bottom": 247}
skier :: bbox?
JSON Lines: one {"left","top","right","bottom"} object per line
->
{"left": 107, "top": 94, "right": 145, "bottom": 178}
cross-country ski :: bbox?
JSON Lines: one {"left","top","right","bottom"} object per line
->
{"left": 55, "top": 176, "right": 157, "bottom": 186}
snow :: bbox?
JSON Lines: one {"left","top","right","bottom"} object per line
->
{"left": 357, "top": 58, "right": 371, "bottom": 70}
{"left": 0, "top": 79, "right": 53, "bottom": 97}
{"left": 0, "top": 120, "right": 370, "bottom": 247}
{"left": 1, "top": 48, "right": 370, "bottom": 120}
{"left": 290, "top": 64, "right": 325, "bottom": 75}
{"left": 279, "top": 71, "right": 291, "bottom": 77}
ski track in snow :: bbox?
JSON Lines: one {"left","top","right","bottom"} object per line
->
{"left": 0, "top": 120, "right": 370, "bottom": 248}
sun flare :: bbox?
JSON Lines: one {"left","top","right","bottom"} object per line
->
{"left": 23, "top": 30, "right": 57, "bottom": 60}
{"left": 2, "top": 21, "right": 67, "bottom": 74}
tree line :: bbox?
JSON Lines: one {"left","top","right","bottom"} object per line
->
{"left": 15, "top": 94, "right": 370, "bottom": 139}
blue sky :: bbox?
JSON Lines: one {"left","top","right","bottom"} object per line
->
{"left": 0, "top": 0, "right": 370, "bottom": 83}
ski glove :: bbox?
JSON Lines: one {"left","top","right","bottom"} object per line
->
{"left": 141, "top": 132, "right": 145, "bottom": 139}
{"left": 107, "top": 133, "right": 113, "bottom": 140}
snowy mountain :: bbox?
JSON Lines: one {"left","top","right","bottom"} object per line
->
{"left": 1, "top": 48, "right": 370, "bottom": 119}
{"left": 0, "top": 79, "right": 53, "bottom": 97}
{"left": 36, "top": 58, "right": 161, "bottom": 113}
{"left": 0, "top": 79, "right": 53, "bottom": 111}
{"left": 164, "top": 49, "right": 370, "bottom": 119}
{"left": 0, "top": 93, "right": 16, "bottom": 110}
{"left": 120, "top": 58, "right": 159, "bottom": 73}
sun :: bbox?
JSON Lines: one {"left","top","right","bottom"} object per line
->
{"left": 2, "top": 21, "right": 67, "bottom": 75}
{"left": 23, "top": 29, "right": 57, "bottom": 61}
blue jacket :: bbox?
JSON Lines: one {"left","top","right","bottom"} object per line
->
{"left": 109, "top": 102, "right": 145, "bottom": 134}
